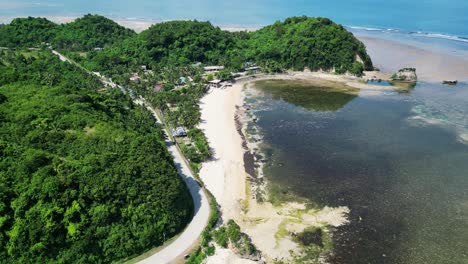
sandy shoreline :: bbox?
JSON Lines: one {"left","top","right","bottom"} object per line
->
{"left": 199, "top": 74, "right": 355, "bottom": 263}
{"left": 357, "top": 36, "right": 468, "bottom": 82}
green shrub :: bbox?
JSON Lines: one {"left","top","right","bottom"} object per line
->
{"left": 227, "top": 220, "right": 241, "bottom": 243}
{"left": 212, "top": 227, "right": 228, "bottom": 248}
{"left": 205, "top": 245, "right": 215, "bottom": 256}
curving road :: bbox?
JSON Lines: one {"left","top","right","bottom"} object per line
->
{"left": 52, "top": 50, "right": 211, "bottom": 264}
{"left": 135, "top": 98, "right": 210, "bottom": 264}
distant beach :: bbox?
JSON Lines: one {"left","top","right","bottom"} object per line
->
{"left": 358, "top": 36, "right": 468, "bottom": 82}
{"left": 0, "top": 15, "right": 260, "bottom": 33}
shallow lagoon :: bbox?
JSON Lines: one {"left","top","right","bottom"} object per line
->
{"left": 247, "top": 80, "right": 468, "bottom": 263}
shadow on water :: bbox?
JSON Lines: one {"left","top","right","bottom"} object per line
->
{"left": 389, "top": 80, "right": 417, "bottom": 94}
{"left": 255, "top": 79, "right": 358, "bottom": 112}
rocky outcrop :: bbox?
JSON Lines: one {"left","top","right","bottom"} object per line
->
{"left": 390, "top": 68, "right": 417, "bottom": 82}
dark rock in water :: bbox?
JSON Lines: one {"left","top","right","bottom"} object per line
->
{"left": 442, "top": 80, "right": 458, "bottom": 85}
{"left": 297, "top": 228, "right": 324, "bottom": 247}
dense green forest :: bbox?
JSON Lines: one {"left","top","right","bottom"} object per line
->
{"left": 0, "top": 50, "right": 193, "bottom": 263}
{"left": 82, "top": 17, "right": 373, "bottom": 75}
{"left": 0, "top": 15, "right": 373, "bottom": 75}
{"left": 0, "top": 15, "right": 135, "bottom": 51}
{"left": 0, "top": 17, "right": 58, "bottom": 48}
{"left": 54, "top": 15, "right": 136, "bottom": 51}
{"left": 245, "top": 17, "right": 373, "bottom": 73}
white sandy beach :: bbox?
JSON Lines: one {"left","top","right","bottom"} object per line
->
{"left": 198, "top": 84, "right": 247, "bottom": 221}
{"left": 198, "top": 76, "right": 351, "bottom": 263}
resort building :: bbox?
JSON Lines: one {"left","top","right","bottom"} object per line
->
{"left": 130, "top": 74, "right": 141, "bottom": 82}
{"left": 204, "top": 66, "right": 225, "bottom": 73}
{"left": 208, "top": 79, "right": 222, "bottom": 88}
{"left": 245, "top": 66, "right": 262, "bottom": 74}
{"left": 153, "top": 83, "right": 164, "bottom": 92}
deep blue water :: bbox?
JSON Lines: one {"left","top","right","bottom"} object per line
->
{"left": 1, "top": 0, "right": 468, "bottom": 40}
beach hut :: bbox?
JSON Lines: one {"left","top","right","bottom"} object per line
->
{"left": 153, "top": 83, "right": 164, "bottom": 92}
{"left": 179, "top": 77, "right": 188, "bottom": 85}
{"left": 130, "top": 74, "right": 141, "bottom": 82}
{"left": 244, "top": 62, "right": 257, "bottom": 68}
{"left": 245, "top": 66, "right": 262, "bottom": 74}
{"left": 208, "top": 79, "right": 222, "bottom": 88}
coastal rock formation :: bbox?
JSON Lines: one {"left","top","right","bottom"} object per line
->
{"left": 390, "top": 67, "right": 418, "bottom": 82}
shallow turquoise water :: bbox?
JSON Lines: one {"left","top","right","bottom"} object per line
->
{"left": 248, "top": 80, "right": 468, "bottom": 263}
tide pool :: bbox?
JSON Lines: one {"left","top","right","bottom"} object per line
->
{"left": 246, "top": 80, "right": 468, "bottom": 263}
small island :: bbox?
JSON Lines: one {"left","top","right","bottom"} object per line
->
{"left": 442, "top": 80, "right": 458, "bottom": 85}
{"left": 390, "top": 68, "right": 417, "bottom": 82}
{"left": 389, "top": 68, "right": 417, "bottom": 88}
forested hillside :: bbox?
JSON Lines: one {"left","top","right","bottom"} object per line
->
{"left": 0, "top": 14, "right": 372, "bottom": 75}
{"left": 82, "top": 20, "right": 242, "bottom": 74}
{"left": 0, "top": 15, "right": 135, "bottom": 51}
{"left": 84, "top": 17, "right": 372, "bottom": 75}
{"left": 245, "top": 16, "right": 374, "bottom": 73}
{"left": 0, "top": 17, "right": 58, "bottom": 47}
{"left": 0, "top": 50, "right": 193, "bottom": 263}
{"left": 54, "top": 14, "right": 136, "bottom": 51}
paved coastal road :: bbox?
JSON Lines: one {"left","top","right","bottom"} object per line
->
{"left": 136, "top": 98, "right": 210, "bottom": 264}
{"left": 52, "top": 50, "right": 211, "bottom": 264}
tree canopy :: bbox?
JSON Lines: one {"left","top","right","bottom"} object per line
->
{"left": 100, "top": 17, "right": 371, "bottom": 75}
{"left": 0, "top": 15, "right": 135, "bottom": 51}
{"left": 0, "top": 17, "right": 58, "bottom": 47}
{"left": 0, "top": 50, "right": 193, "bottom": 263}
{"left": 0, "top": 15, "right": 372, "bottom": 75}
{"left": 54, "top": 14, "right": 136, "bottom": 51}
{"left": 246, "top": 16, "right": 373, "bottom": 72}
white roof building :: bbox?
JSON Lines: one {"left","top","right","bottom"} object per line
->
{"left": 204, "top": 66, "right": 225, "bottom": 72}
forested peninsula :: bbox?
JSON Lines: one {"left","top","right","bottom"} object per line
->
{"left": 0, "top": 14, "right": 373, "bottom": 263}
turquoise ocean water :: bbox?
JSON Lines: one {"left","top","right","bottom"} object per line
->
{"left": 1, "top": 0, "right": 468, "bottom": 40}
